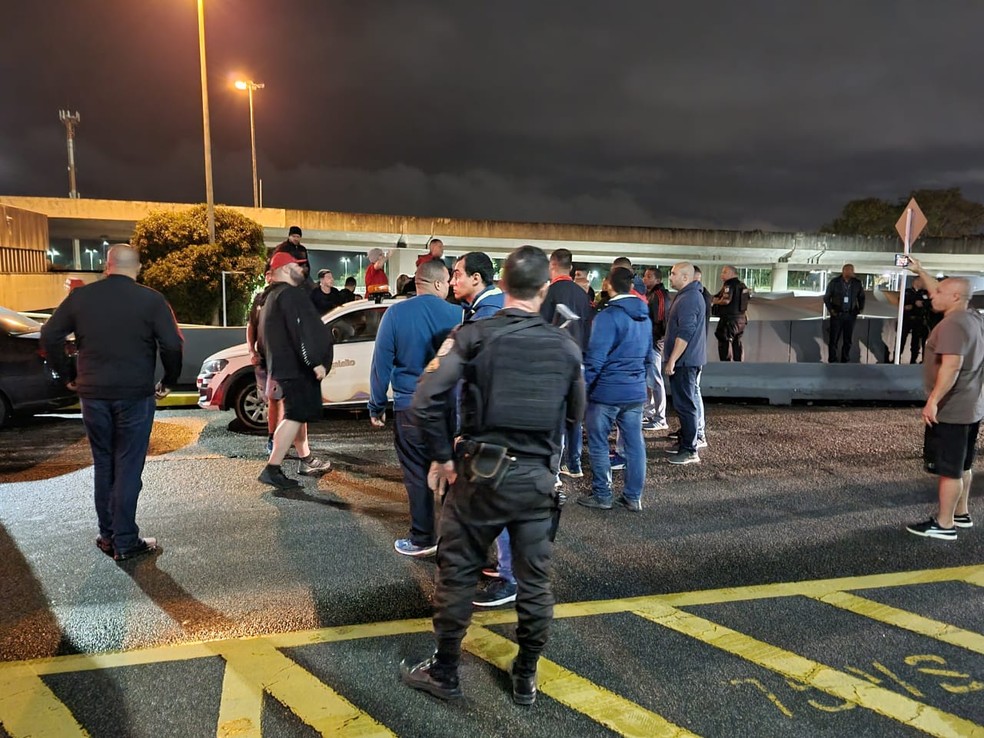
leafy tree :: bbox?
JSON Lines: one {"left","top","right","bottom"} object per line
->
{"left": 130, "top": 205, "right": 267, "bottom": 325}
{"left": 821, "top": 197, "right": 898, "bottom": 237}
{"left": 822, "top": 188, "right": 984, "bottom": 238}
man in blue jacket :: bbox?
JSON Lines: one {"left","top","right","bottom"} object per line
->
{"left": 664, "top": 262, "right": 707, "bottom": 465}
{"left": 451, "top": 252, "right": 503, "bottom": 321}
{"left": 577, "top": 267, "right": 652, "bottom": 511}
{"left": 369, "top": 259, "right": 461, "bottom": 557}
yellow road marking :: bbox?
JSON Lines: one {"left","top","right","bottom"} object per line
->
{"left": 464, "top": 627, "right": 700, "bottom": 738}
{"left": 217, "top": 645, "right": 263, "bottom": 738}
{"left": 814, "top": 591, "right": 984, "bottom": 655}
{"left": 217, "top": 640, "right": 395, "bottom": 738}
{"left": 0, "top": 664, "right": 90, "bottom": 738}
{"left": 632, "top": 602, "right": 984, "bottom": 738}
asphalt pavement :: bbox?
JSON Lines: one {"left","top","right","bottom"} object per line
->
{"left": 0, "top": 401, "right": 981, "bottom": 737}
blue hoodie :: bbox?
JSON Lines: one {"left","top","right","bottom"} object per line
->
{"left": 584, "top": 294, "right": 653, "bottom": 405}
{"left": 462, "top": 285, "right": 503, "bottom": 322}
{"left": 369, "top": 294, "right": 461, "bottom": 414}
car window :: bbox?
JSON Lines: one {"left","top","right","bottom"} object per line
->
{"left": 328, "top": 307, "right": 387, "bottom": 344}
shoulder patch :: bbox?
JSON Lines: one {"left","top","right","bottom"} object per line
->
{"left": 436, "top": 337, "right": 455, "bottom": 358}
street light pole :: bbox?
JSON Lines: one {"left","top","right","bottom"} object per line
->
{"left": 234, "top": 79, "right": 265, "bottom": 208}
{"left": 196, "top": 0, "right": 216, "bottom": 247}
{"left": 221, "top": 270, "right": 245, "bottom": 326}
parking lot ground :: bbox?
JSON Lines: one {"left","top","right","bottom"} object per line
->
{"left": 0, "top": 404, "right": 982, "bottom": 737}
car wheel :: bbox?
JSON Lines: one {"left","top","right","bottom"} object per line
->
{"left": 232, "top": 378, "right": 268, "bottom": 432}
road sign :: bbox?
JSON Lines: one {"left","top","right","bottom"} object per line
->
{"left": 895, "top": 198, "right": 927, "bottom": 249}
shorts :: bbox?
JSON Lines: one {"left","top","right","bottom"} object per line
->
{"left": 279, "top": 375, "right": 323, "bottom": 423}
{"left": 924, "top": 421, "right": 980, "bottom": 479}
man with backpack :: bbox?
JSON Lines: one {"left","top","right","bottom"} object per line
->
{"left": 711, "top": 265, "right": 750, "bottom": 362}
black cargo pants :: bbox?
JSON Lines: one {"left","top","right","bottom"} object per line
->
{"left": 432, "top": 459, "right": 556, "bottom": 675}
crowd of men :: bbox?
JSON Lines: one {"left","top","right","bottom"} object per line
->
{"left": 36, "top": 229, "right": 980, "bottom": 708}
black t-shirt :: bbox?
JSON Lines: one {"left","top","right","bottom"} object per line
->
{"left": 259, "top": 282, "right": 333, "bottom": 380}
{"left": 310, "top": 286, "right": 340, "bottom": 314}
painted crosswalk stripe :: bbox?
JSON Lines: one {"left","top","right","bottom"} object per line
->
{"left": 217, "top": 639, "right": 395, "bottom": 738}
{"left": 813, "top": 590, "right": 984, "bottom": 656}
{"left": 463, "top": 626, "right": 701, "bottom": 738}
{"left": 0, "top": 664, "right": 90, "bottom": 738}
{"left": 632, "top": 602, "right": 984, "bottom": 738}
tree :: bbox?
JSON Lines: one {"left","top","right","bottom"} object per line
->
{"left": 130, "top": 205, "right": 267, "bottom": 324}
{"left": 822, "top": 188, "right": 984, "bottom": 238}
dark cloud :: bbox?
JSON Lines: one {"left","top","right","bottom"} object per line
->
{"left": 3, "top": 1, "right": 984, "bottom": 231}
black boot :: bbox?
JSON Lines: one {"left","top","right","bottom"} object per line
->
{"left": 400, "top": 656, "right": 463, "bottom": 700}
{"left": 510, "top": 658, "right": 538, "bottom": 705}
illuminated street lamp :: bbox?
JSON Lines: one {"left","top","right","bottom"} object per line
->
{"left": 84, "top": 248, "right": 97, "bottom": 270}
{"left": 340, "top": 257, "right": 350, "bottom": 278}
{"left": 193, "top": 0, "right": 216, "bottom": 247}
{"left": 234, "top": 78, "right": 265, "bottom": 208}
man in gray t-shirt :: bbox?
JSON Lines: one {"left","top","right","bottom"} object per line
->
{"left": 906, "top": 258, "right": 983, "bottom": 540}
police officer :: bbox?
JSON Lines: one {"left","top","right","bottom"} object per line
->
{"left": 711, "top": 265, "right": 749, "bottom": 362}
{"left": 901, "top": 276, "right": 931, "bottom": 364}
{"left": 401, "top": 245, "right": 585, "bottom": 706}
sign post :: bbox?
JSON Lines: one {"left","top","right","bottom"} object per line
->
{"left": 893, "top": 198, "right": 928, "bottom": 365}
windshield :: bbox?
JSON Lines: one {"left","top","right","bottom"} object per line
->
{"left": 0, "top": 306, "right": 43, "bottom": 335}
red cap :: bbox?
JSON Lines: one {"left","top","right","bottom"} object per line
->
{"left": 269, "top": 251, "right": 307, "bottom": 272}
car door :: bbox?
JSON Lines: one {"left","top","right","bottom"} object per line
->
{"left": 322, "top": 305, "right": 388, "bottom": 404}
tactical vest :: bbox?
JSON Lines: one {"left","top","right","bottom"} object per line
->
{"left": 460, "top": 318, "right": 570, "bottom": 436}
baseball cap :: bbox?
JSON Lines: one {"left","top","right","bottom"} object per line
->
{"left": 270, "top": 251, "right": 307, "bottom": 272}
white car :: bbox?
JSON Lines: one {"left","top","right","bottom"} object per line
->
{"left": 197, "top": 297, "right": 397, "bottom": 430}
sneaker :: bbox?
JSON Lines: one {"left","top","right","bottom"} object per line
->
{"left": 666, "top": 439, "right": 708, "bottom": 454}
{"left": 953, "top": 514, "right": 973, "bottom": 529}
{"left": 667, "top": 430, "right": 679, "bottom": 441}
{"left": 400, "top": 656, "right": 463, "bottom": 700}
{"left": 906, "top": 518, "right": 957, "bottom": 540}
{"left": 481, "top": 566, "right": 503, "bottom": 579}
{"left": 576, "top": 494, "right": 613, "bottom": 510}
{"left": 696, "top": 437, "right": 708, "bottom": 449}
{"left": 609, "top": 453, "right": 626, "bottom": 471}
{"left": 642, "top": 420, "right": 669, "bottom": 432}
{"left": 667, "top": 450, "right": 700, "bottom": 465}
{"left": 114, "top": 537, "right": 158, "bottom": 561}
{"left": 510, "top": 660, "right": 537, "bottom": 706}
{"left": 95, "top": 536, "right": 114, "bottom": 557}
{"left": 258, "top": 465, "right": 300, "bottom": 489}
{"left": 473, "top": 579, "right": 518, "bottom": 607}
{"left": 559, "top": 465, "right": 583, "bottom": 478}
{"left": 298, "top": 457, "right": 332, "bottom": 476}
{"left": 616, "top": 495, "right": 642, "bottom": 512}
{"left": 394, "top": 539, "right": 438, "bottom": 557}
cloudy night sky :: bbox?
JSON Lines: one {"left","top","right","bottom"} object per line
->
{"left": 2, "top": 1, "right": 983, "bottom": 232}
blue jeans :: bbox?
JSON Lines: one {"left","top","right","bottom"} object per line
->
{"left": 394, "top": 409, "right": 435, "bottom": 546}
{"left": 644, "top": 346, "right": 666, "bottom": 424}
{"left": 494, "top": 530, "right": 515, "bottom": 583}
{"left": 669, "top": 367, "right": 701, "bottom": 453}
{"left": 695, "top": 367, "right": 705, "bottom": 439}
{"left": 586, "top": 402, "right": 645, "bottom": 503}
{"left": 561, "top": 420, "right": 583, "bottom": 473}
{"left": 80, "top": 395, "right": 157, "bottom": 553}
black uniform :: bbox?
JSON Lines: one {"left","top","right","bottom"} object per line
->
{"left": 712, "top": 276, "right": 749, "bottom": 362}
{"left": 411, "top": 308, "right": 585, "bottom": 675}
{"left": 823, "top": 276, "right": 866, "bottom": 363}
{"left": 901, "top": 285, "right": 931, "bottom": 363}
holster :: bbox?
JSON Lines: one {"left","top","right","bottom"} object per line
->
{"left": 455, "top": 439, "right": 515, "bottom": 490}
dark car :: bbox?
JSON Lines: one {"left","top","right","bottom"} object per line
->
{"left": 0, "top": 307, "right": 77, "bottom": 427}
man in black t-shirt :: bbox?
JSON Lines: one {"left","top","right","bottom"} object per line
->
{"left": 310, "top": 268, "right": 341, "bottom": 314}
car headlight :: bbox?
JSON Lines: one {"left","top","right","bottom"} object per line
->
{"left": 200, "top": 358, "right": 229, "bottom": 376}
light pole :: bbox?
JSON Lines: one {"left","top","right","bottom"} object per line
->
{"left": 221, "top": 270, "right": 246, "bottom": 326}
{"left": 234, "top": 79, "right": 264, "bottom": 208}
{"left": 340, "top": 257, "right": 350, "bottom": 279}
{"left": 85, "top": 248, "right": 96, "bottom": 270}
{"left": 196, "top": 0, "right": 216, "bottom": 247}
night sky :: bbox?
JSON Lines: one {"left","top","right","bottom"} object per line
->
{"left": 3, "top": 1, "right": 983, "bottom": 231}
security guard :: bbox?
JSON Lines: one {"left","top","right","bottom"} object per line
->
{"left": 711, "top": 264, "right": 749, "bottom": 361}
{"left": 401, "top": 245, "right": 585, "bottom": 706}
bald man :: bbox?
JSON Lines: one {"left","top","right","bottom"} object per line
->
{"left": 42, "top": 245, "right": 183, "bottom": 560}
{"left": 904, "top": 257, "right": 983, "bottom": 540}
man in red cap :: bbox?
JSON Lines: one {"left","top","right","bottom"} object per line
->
{"left": 257, "top": 251, "right": 334, "bottom": 488}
